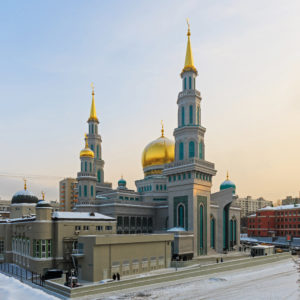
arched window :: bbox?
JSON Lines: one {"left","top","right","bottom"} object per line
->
{"left": 189, "top": 105, "right": 193, "bottom": 124}
{"left": 184, "top": 77, "right": 187, "bottom": 90}
{"left": 79, "top": 186, "right": 81, "bottom": 197}
{"left": 84, "top": 161, "right": 87, "bottom": 172}
{"left": 233, "top": 219, "right": 237, "bottom": 244}
{"left": 199, "top": 141, "right": 203, "bottom": 159}
{"left": 91, "top": 144, "right": 94, "bottom": 152}
{"left": 178, "top": 204, "right": 185, "bottom": 228}
{"left": 84, "top": 185, "right": 87, "bottom": 197}
{"left": 96, "top": 145, "right": 100, "bottom": 159}
{"left": 189, "top": 141, "right": 195, "bottom": 158}
{"left": 181, "top": 106, "right": 185, "bottom": 126}
{"left": 200, "top": 205, "right": 204, "bottom": 250}
{"left": 97, "top": 170, "right": 101, "bottom": 183}
{"left": 81, "top": 162, "right": 83, "bottom": 172}
{"left": 197, "top": 106, "right": 200, "bottom": 125}
{"left": 95, "top": 125, "right": 98, "bottom": 134}
{"left": 189, "top": 76, "right": 192, "bottom": 89}
{"left": 179, "top": 142, "right": 184, "bottom": 160}
{"left": 91, "top": 186, "right": 94, "bottom": 197}
{"left": 89, "top": 162, "right": 92, "bottom": 172}
{"left": 211, "top": 217, "right": 215, "bottom": 249}
{"left": 91, "top": 124, "right": 94, "bottom": 134}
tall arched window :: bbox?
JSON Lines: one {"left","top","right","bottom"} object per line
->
{"left": 189, "top": 141, "right": 195, "bottom": 158}
{"left": 233, "top": 219, "right": 237, "bottom": 244}
{"left": 189, "top": 76, "right": 192, "bottom": 89}
{"left": 184, "top": 77, "right": 187, "bottom": 90}
{"left": 200, "top": 205, "right": 204, "bottom": 250}
{"left": 197, "top": 106, "right": 200, "bottom": 125}
{"left": 84, "top": 185, "right": 87, "bottom": 197}
{"left": 211, "top": 217, "right": 215, "bottom": 249}
{"left": 189, "top": 105, "right": 193, "bottom": 124}
{"left": 181, "top": 106, "right": 185, "bottom": 126}
{"left": 81, "top": 162, "right": 83, "bottom": 172}
{"left": 97, "top": 170, "right": 101, "bottom": 183}
{"left": 89, "top": 162, "right": 92, "bottom": 172}
{"left": 178, "top": 204, "right": 185, "bottom": 228}
{"left": 91, "top": 144, "right": 94, "bottom": 152}
{"left": 91, "top": 186, "right": 94, "bottom": 197}
{"left": 199, "top": 141, "right": 203, "bottom": 159}
{"left": 91, "top": 124, "right": 94, "bottom": 134}
{"left": 84, "top": 161, "right": 87, "bottom": 172}
{"left": 96, "top": 145, "right": 100, "bottom": 159}
{"left": 179, "top": 142, "right": 184, "bottom": 160}
{"left": 79, "top": 186, "right": 81, "bottom": 197}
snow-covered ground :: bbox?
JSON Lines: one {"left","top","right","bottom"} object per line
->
{"left": 0, "top": 258, "right": 298, "bottom": 300}
{"left": 0, "top": 272, "right": 59, "bottom": 300}
{"left": 99, "top": 259, "right": 299, "bottom": 300}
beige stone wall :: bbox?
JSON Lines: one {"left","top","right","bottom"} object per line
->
{"left": 77, "top": 234, "right": 173, "bottom": 282}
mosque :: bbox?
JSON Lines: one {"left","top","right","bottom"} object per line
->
{"left": 74, "top": 24, "right": 241, "bottom": 257}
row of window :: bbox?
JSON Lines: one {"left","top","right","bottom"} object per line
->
{"left": 179, "top": 141, "right": 203, "bottom": 160}
{"left": 117, "top": 216, "right": 152, "bottom": 228}
{"left": 79, "top": 185, "right": 94, "bottom": 197}
{"left": 12, "top": 238, "right": 30, "bottom": 256}
{"left": 74, "top": 225, "right": 112, "bottom": 231}
{"left": 180, "top": 105, "right": 200, "bottom": 127}
{"left": 89, "top": 123, "right": 98, "bottom": 135}
{"left": 168, "top": 172, "right": 212, "bottom": 183}
{"left": 33, "top": 239, "right": 52, "bottom": 258}
{"left": 119, "top": 196, "right": 140, "bottom": 201}
{"left": 183, "top": 76, "right": 195, "bottom": 90}
{"left": 138, "top": 184, "right": 167, "bottom": 193}
{"left": 0, "top": 240, "right": 4, "bottom": 254}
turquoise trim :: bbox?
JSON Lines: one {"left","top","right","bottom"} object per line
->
{"left": 179, "top": 142, "right": 184, "bottom": 160}
{"left": 189, "top": 105, "right": 193, "bottom": 124}
{"left": 173, "top": 196, "right": 188, "bottom": 230}
{"left": 197, "top": 196, "right": 207, "bottom": 255}
{"left": 211, "top": 218, "right": 215, "bottom": 249}
{"left": 189, "top": 141, "right": 195, "bottom": 158}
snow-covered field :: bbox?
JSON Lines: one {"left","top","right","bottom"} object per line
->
{"left": 99, "top": 259, "right": 299, "bottom": 300}
{"left": 0, "top": 258, "right": 298, "bottom": 300}
{"left": 0, "top": 272, "right": 59, "bottom": 300}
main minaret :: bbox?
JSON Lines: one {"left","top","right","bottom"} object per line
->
{"left": 163, "top": 22, "right": 217, "bottom": 256}
{"left": 87, "top": 84, "right": 105, "bottom": 185}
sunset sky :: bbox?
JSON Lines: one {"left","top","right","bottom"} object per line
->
{"left": 1, "top": 0, "right": 300, "bottom": 202}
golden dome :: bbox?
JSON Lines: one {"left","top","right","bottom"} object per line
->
{"left": 80, "top": 134, "right": 94, "bottom": 158}
{"left": 142, "top": 124, "right": 175, "bottom": 169}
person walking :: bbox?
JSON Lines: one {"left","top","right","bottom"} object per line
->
{"left": 112, "top": 273, "right": 116, "bottom": 280}
{"left": 220, "top": 257, "right": 223, "bottom": 263}
{"left": 117, "top": 273, "right": 120, "bottom": 281}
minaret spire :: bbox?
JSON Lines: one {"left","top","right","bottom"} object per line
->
{"left": 161, "top": 120, "right": 164, "bottom": 137}
{"left": 88, "top": 83, "right": 99, "bottom": 123}
{"left": 182, "top": 19, "right": 197, "bottom": 74}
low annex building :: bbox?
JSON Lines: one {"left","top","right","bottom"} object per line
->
{"left": 0, "top": 184, "right": 173, "bottom": 281}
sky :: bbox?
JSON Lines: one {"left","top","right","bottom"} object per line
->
{"left": 0, "top": 0, "right": 300, "bottom": 202}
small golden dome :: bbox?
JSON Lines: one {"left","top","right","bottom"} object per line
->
{"left": 142, "top": 124, "right": 175, "bottom": 169}
{"left": 80, "top": 134, "right": 94, "bottom": 158}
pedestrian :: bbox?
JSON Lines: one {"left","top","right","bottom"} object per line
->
{"left": 216, "top": 258, "right": 219, "bottom": 263}
{"left": 112, "top": 273, "right": 116, "bottom": 280}
{"left": 117, "top": 273, "right": 120, "bottom": 281}
{"left": 220, "top": 257, "right": 223, "bottom": 263}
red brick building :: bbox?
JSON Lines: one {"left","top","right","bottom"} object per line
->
{"left": 248, "top": 204, "right": 300, "bottom": 237}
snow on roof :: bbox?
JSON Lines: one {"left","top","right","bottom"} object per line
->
{"left": 52, "top": 211, "right": 115, "bottom": 220}
{"left": 167, "top": 227, "right": 186, "bottom": 232}
{"left": 259, "top": 204, "right": 300, "bottom": 211}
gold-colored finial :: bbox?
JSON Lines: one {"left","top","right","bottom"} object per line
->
{"left": 182, "top": 18, "right": 197, "bottom": 74}
{"left": 226, "top": 171, "right": 229, "bottom": 180}
{"left": 88, "top": 83, "right": 99, "bottom": 123}
{"left": 84, "top": 133, "right": 89, "bottom": 148}
{"left": 186, "top": 18, "right": 190, "bottom": 36}
{"left": 161, "top": 120, "right": 164, "bottom": 137}
{"left": 41, "top": 191, "right": 45, "bottom": 200}
{"left": 24, "top": 178, "right": 27, "bottom": 191}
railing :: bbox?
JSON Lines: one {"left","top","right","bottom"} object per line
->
{"left": 178, "top": 89, "right": 201, "bottom": 99}
{"left": 164, "top": 157, "right": 215, "bottom": 170}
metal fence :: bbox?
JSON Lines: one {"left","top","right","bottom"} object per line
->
{"left": 0, "top": 263, "right": 44, "bottom": 286}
